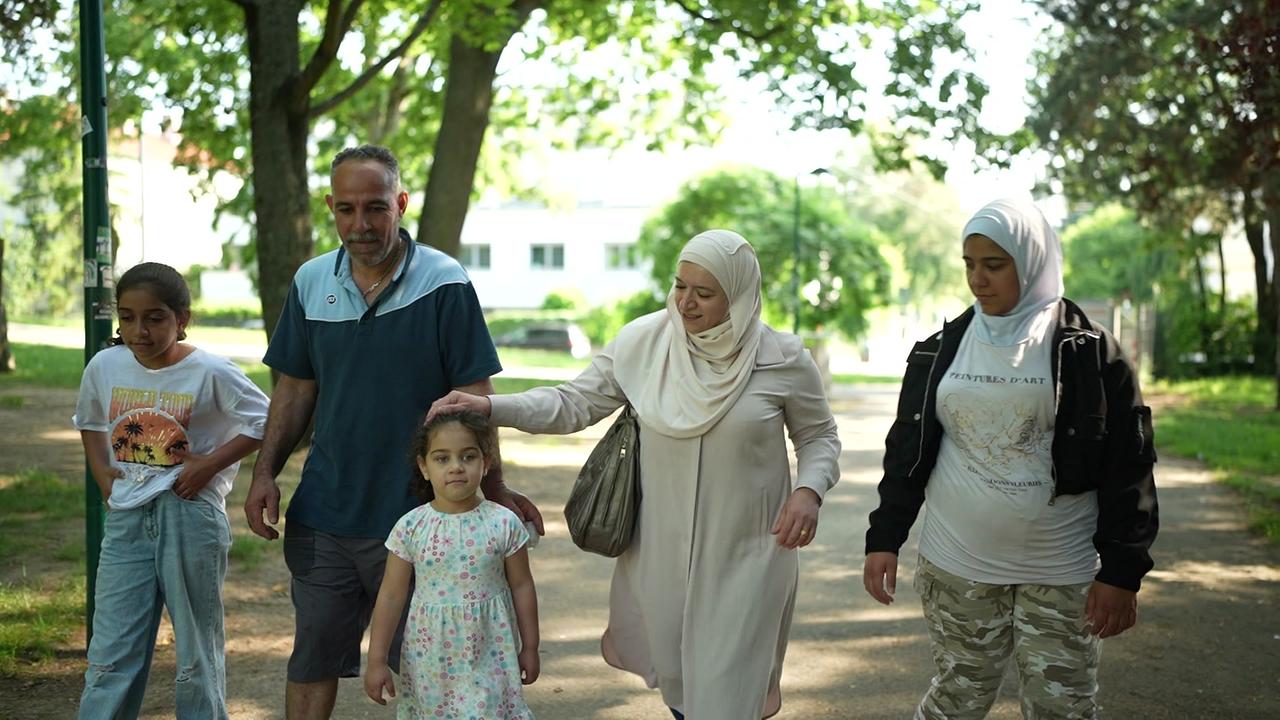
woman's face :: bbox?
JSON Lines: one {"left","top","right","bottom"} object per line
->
{"left": 963, "top": 234, "right": 1020, "bottom": 316}
{"left": 673, "top": 261, "right": 730, "bottom": 334}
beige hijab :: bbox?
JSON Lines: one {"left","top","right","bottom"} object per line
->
{"left": 617, "top": 230, "right": 764, "bottom": 439}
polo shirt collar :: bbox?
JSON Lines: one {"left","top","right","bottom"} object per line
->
{"left": 332, "top": 227, "right": 415, "bottom": 285}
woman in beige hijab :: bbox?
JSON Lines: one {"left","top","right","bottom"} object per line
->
{"left": 431, "top": 229, "right": 841, "bottom": 719}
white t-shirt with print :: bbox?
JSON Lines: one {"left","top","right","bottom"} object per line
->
{"left": 917, "top": 327, "right": 1100, "bottom": 586}
{"left": 73, "top": 345, "right": 269, "bottom": 513}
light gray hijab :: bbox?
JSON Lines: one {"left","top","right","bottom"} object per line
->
{"left": 962, "top": 198, "right": 1064, "bottom": 346}
{"left": 623, "top": 229, "right": 764, "bottom": 438}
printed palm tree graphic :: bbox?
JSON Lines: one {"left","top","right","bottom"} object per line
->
{"left": 167, "top": 439, "right": 188, "bottom": 456}
{"left": 124, "top": 421, "right": 144, "bottom": 439}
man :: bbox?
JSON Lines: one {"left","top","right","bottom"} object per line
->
{"left": 245, "top": 145, "right": 542, "bottom": 718}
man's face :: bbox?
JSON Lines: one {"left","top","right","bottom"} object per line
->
{"left": 326, "top": 159, "right": 409, "bottom": 270}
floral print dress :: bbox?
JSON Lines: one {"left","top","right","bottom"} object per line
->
{"left": 386, "top": 500, "right": 533, "bottom": 719}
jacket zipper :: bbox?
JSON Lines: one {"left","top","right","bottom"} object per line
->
{"left": 1049, "top": 328, "right": 1102, "bottom": 505}
{"left": 907, "top": 334, "right": 943, "bottom": 478}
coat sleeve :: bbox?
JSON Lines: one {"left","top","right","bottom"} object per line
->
{"left": 488, "top": 341, "right": 628, "bottom": 435}
{"left": 782, "top": 346, "right": 841, "bottom": 501}
{"left": 1094, "top": 331, "right": 1160, "bottom": 591}
{"left": 865, "top": 341, "right": 938, "bottom": 555}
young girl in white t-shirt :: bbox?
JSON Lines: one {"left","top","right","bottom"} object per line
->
{"left": 73, "top": 262, "right": 269, "bottom": 719}
{"left": 364, "top": 410, "right": 539, "bottom": 719}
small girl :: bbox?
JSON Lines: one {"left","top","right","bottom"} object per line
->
{"left": 364, "top": 410, "right": 539, "bottom": 718}
{"left": 73, "top": 262, "right": 269, "bottom": 718}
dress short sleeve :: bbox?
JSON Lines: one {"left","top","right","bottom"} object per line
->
{"left": 385, "top": 506, "right": 423, "bottom": 562}
{"left": 498, "top": 506, "right": 530, "bottom": 557}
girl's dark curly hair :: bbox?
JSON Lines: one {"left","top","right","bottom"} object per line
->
{"left": 409, "top": 410, "right": 495, "bottom": 503}
{"left": 108, "top": 262, "right": 192, "bottom": 345}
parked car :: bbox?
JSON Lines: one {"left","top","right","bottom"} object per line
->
{"left": 494, "top": 323, "right": 592, "bottom": 358}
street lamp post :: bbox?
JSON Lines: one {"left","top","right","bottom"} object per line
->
{"left": 792, "top": 167, "right": 830, "bottom": 336}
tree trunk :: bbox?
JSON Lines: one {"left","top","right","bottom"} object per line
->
{"left": 417, "top": 2, "right": 537, "bottom": 256}
{"left": 242, "top": 1, "right": 313, "bottom": 347}
{"left": 1266, "top": 191, "right": 1280, "bottom": 411}
{"left": 0, "top": 237, "right": 12, "bottom": 372}
{"left": 1193, "top": 250, "right": 1213, "bottom": 367}
{"left": 1216, "top": 234, "right": 1226, "bottom": 320}
{"left": 1241, "top": 188, "right": 1277, "bottom": 376}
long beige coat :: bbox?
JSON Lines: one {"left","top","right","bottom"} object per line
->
{"left": 491, "top": 317, "right": 841, "bottom": 719}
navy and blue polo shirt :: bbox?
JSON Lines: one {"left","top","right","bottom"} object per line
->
{"left": 264, "top": 229, "right": 502, "bottom": 538}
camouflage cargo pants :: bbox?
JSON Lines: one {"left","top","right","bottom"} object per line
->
{"left": 913, "top": 556, "right": 1100, "bottom": 720}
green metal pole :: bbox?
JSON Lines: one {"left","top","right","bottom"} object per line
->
{"left": 80, "top": 0, "right": 112, "bottom": 643}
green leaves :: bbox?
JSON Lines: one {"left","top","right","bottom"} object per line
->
{"left": 635, "top": 166, "right": 891, "bottom": 338}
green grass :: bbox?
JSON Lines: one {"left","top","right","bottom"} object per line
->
{"left": 1153, "top": 376, "right": 1280, "bottom": 542}
{"left": 0, "top": 343, "right": 84, "bottom": 390}
{"left": 0, "top": 396, "right": 23, "bottom": 409}
{"left": 0, "top": 576, "right": 85, "bottom": 676}
{"left": 228, "top": 534, "right": 267, "bottom": 570}
{"left": 496, "top": 347, "right": 591, "bottom": 370}
{"left": 0, "top": 469, "right": 86, "bottom": 560}
{"left": 492, "top": 377, "right": 562, "bottom": 394}
{"left": 832, "top": 372, "right": 901, "bottom": 385}
{"left": 0, "top": 469, "right": 85, "bottom": 521}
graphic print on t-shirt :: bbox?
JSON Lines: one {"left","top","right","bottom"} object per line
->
{"left": 939, "top": 375, "right": 1052, "bottom": 498}
{"left": 108, "top": 387, "right": 194, "bottom": 467}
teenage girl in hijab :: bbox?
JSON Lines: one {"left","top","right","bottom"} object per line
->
{"left": 432, "top": 230, "right": 841, "bottom": 719}
{"left": 863, "top": 198, "right": 1158, "bottom": 719}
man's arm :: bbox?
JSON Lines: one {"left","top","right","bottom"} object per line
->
{"left": 455, "top": 377, "right": 544, "bottom": 534}
{"left": 244, "top": 373, "right": 318, "bottom": 540}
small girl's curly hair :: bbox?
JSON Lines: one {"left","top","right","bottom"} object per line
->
{"left": 408, "top": 410, "right": 495, "bottom": 503}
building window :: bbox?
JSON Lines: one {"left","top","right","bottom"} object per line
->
{"left": 605, "top": 243, "right": 638, "bottom": 270}
{"left": 459, "top": 244, "right": 490, "bottom": 270}
{"left": 530, "top": 243, "right": 565, "bottom": 269}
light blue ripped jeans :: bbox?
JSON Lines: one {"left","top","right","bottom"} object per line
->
{"left": 77, "top": 491, "right": 231, "bottom": 720}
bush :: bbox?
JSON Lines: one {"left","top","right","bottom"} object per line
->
{"left": 484, "top": 309, "right": 579, "bottom": 340}
{"left": 191, "top": 300, "right": 263, "bottom": 328}
{"left": 1155, "top": 292, "right": 1259, "bottom": 378}
{"left": 540, "top": 288, "right": 587, "bottom": 311}
{"left": 578, "top": 290, "right": 665, "bottom": 346}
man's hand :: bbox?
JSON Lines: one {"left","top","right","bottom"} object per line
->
{"left": 170, "top": 449, "right": 219, "bottom": 500}
{"left": 770, "top": 488, "right": 821, "bottom": 548}
{"left": 244, "top": 469, "right": 282, "bottom": 540}
{"left": 485, "top": 481, "right": 545, "bottom": 536}
{"left": 1085, "top": 581, "right": 1138, "bottom": 638}
{"left": 863, "top": 551, "right": 899, "bottom": 605}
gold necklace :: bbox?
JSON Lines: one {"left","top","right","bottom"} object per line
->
{"left": 359, "top": 244, "right": 402, "bottom": 297}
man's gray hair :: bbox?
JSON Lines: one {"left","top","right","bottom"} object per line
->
{"left": 330, "top": 144, "right": 401, "bottom": 190}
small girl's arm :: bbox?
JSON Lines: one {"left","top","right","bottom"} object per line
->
{"left": 171, "top": 434, "right": 262, "bottom": 499}
{"left": 505, "top": 547, "right": 540, "bottom": 684}
{"left": 80, "top": 430, "right": 122, "bottom": 500}
{"left": 364, "top": 553, "right": 412, "bottom": 705}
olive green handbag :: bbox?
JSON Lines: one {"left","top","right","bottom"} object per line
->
{"left": 563, "top": 404, "right": 641, "bottom": 557}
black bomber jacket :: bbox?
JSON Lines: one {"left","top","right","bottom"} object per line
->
{"left": 865, "top": 299, "right": 1159, "bottom": 592}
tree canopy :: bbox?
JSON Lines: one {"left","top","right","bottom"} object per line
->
{"left": 1022, "top": 0, "right": 1280, "bottom": 385}
{"left": 2, "top": 0, "right": 997, "bottom": 353}
{"left": 636, "top": 166, "right": 892, "bottom": 339}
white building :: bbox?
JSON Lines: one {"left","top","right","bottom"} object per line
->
{"left": 458, "top": 202, "right": 655, "bottom": 310}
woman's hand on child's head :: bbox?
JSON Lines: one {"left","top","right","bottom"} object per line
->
{"left": 363, "top": 663, "right": 397, "bottom": 705}
{"left": 427, "top": 390, "right": 492, "bottom": 422}
{"left": 518, "top": 645, "right": 540, "bottom": 685}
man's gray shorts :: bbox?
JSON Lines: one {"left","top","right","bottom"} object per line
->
{"left": 283, "top": 522, "right": 408, "bottom": 683}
